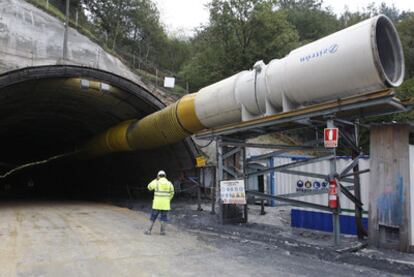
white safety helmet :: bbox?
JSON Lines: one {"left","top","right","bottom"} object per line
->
{"left": 157, "top": 170, "right": 166, "bottom": 177}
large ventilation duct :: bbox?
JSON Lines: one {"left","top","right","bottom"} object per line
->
{"left": 79, "top": 15, "right": 404, "bottom": 157}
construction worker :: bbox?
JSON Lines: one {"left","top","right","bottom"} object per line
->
{"left": 145, "top": 170, "right": 174, "bottom": 235}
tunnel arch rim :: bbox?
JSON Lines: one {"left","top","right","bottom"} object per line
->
{"left": 0, "top": 65, "right": 165, "bottom": 109}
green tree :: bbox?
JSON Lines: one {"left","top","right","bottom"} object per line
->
{"left": 397, "top": 15, "right": 414, "bottom": 80}
{"left": 339, "top": 8, "right": 369, "bottom": 27}
{"left": 49, "top": 0, "right": 82, "bottom": 14}
{"left": 391, "top": 15, "right": 414, "bottom": 122}
{"left": 83, "top": 0, "right": 144, "bottom": 50}
{"left": 367, "top": 2, "right": 401, "bottom": 22}
{"left": 81, "top": 0, "right": 189, "bottom": 73}
{"left": 277, "top": 0, "right": 341, "bottom": 43}
{"left": 180, "top": 0, "right": 299, "bottom": 91}
{"left": 339, "top": 2, "right": 412, "bottom": 28}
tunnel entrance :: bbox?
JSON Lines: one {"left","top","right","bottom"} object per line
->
{"left": 0, "top": 65, "right": 198, "bottom": 199}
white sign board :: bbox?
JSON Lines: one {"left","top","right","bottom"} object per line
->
{"left": 220, "top": 180, "right": 246, "bottom": 204}
{"left": 164, "top": 77, "right": 175, "bottom": 88}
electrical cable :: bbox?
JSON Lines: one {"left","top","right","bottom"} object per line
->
{"left": 0, "top": 151, "right": 79, "bottom": 179}
{"left": 195, "top": 139, "right": 214, "bottom": 149}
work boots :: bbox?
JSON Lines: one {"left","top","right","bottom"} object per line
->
{"left": 160, "top": 222, "right": 166, "bottom": 235}
{"left": 144, "top": 220, "right": 155, "bottom": 235}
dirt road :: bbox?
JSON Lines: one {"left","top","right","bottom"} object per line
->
{"left": 0, "top": 201, "right": 405, "bottom": 276}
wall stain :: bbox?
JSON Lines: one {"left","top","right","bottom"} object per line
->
{"left": 377, "top": 174, "right": 404, "bottom": 227}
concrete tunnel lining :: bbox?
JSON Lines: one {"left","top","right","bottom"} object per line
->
{"left": 0, "top": 65, "right": 198, "bottom": 197}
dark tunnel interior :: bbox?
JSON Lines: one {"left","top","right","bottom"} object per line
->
{"left": 0, "top": 66, "right": 197, "bottom": 200}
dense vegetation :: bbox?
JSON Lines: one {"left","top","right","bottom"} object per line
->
{"left": 180, "top": 1, "right": 413, "bottom": 93}
{"left": 45, "top": 0, "right": 414, "bottom": 121}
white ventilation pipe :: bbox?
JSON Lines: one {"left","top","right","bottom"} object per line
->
{"left": 80, "top": 15, "right": 405, "bottom": 158}
{"left": 194, "top": 15, "right": 405, "bottom": 127}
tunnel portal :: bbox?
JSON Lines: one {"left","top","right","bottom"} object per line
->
{"left": 0, "top": 65, "right": 197, "bottom": 198}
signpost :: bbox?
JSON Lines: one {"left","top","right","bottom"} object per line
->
{"left": 220, "top": 180, "right": 246, "bottom": 205}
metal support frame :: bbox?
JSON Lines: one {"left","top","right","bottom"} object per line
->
{"left": 199, "top": 90, "right": 410, "bottom": 246}
{"left": 242, "top": 144, "right": 248, "bottom": 223}
{"left": 247, "top": 190, "right": 334, "bottom": 213}
{"left": 247, "top": 139, "right": 324, "bottom": 162}
{"left": 214, "top": 137, "right": 248, "bottom": 224}
{"left": 208, "top": 120, "right": 369, "bottom": 246}
{"left": 269, "top": 157, "right": 275, "bottom": 207}
{"left": 196, "top": 90, "right": 404, "bottom": 141}
{"left": 351, "top": 120, "right": 368, "bottom": 239}
{"left": 247, "top": 155, "right": 335, "bottom": 177}
{"left": 211, "top": 137, "right": 220, "bottom": 215}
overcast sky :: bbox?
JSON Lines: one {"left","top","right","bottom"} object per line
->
{"left": 154, "top": 0, "right": 414, "bottom": 36}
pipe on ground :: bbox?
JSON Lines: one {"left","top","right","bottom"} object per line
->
{"left": 79, "top": 15, "right": 405, "bottom": 157}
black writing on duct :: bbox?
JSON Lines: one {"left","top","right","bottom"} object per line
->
{"left": 300, "top": 44, "right": 339, "bottom": 63}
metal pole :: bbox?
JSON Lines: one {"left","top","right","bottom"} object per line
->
{"left": 242, "top": 143, "right": 248, "bottom": 223}
{"left": 62, "top": 0, "right": 70, "bottom": 61}
{"left": 46, "top": 0, "right": 49, "bottom": 9}
{"left": 269, "top": 157, "right": 275, "bottom": 207}
{"left": 211, "top": 137, "right": 220, "bottom": 215}
{"left": 353, "top": 119, "right": 367, "bottom": 239}
{"left": 216, "top": 137, "right": 223, "bottom": 223}
{"left": 197, "top": 168, "right": 202, "bottom": 211}
{"left": 328, "top": 119, "right": 340, "bottom": 245}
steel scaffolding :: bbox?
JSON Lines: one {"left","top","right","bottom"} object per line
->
{"left": 196, "top": 89, "right": 411, "bottom": 246}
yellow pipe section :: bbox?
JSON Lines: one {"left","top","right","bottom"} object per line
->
{"left": 79, "top": 93, "right": 205, "bottom": 157}
{"left": 31, "top": 77, "right": 202, "bottom": 157}
{"left": 82, "top": 120, "right": 133, "bottom": 156}
{"left": 176, "top": 93, "right": 204, "bottom": 133}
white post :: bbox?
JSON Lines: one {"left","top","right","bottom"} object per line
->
{"left": 75, "top": 10, "right": 79, "bottom": 27}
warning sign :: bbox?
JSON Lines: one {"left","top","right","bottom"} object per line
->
{"left": 296, "top": 179, "right": 328, "bottom": 193}
{"left": 324, "top": 128, "right": 339, "bottom": 148}
{"left": 220, "top": 180, "right": 246, "bottom": 205}
{"left": 196, "top": 156, "right": 206, "bottom": 168}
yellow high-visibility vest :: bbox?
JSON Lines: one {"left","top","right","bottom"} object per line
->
{"left": 147, "top": 177, "right": 174, "bottom": 210}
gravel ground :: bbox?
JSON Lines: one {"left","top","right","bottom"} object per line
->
{"left": 1, "top": 199, "right": 413, "bottom": 276}
{"left": 126, "top": 198, "right": 414, "bottom": 276}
